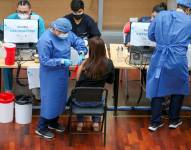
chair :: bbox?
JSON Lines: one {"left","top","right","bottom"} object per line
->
{"left": 68, "top": 87, "right": 108, "bottom": 146}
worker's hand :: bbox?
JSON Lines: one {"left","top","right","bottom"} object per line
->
{"left": 78, "top": 53, "right": 85, "bottom": 65}
{"left": 61, "top": 59, "right": 72, "bottom": 67}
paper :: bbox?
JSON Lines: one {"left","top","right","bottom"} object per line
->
{"left": 27, "top": 67, "right": 40, "bottom": 89}
{"left": 130, "top": 22, "right": 156, "bottom": 47}
{"left": 4, "top": 19, "right": 38, "bottom": 43}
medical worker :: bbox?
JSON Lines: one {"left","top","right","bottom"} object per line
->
{"left": 64, "top": 0, "right": 101, "bottom": 40}
{"left": 151, "top": 2, "right": 167, "bottom": 20}
{"left": 35, "top": 18, "right": 87, "bottom": 139}
{"left": 147, "top": 0, "right": 191, "bottom": 131}
{"left": 2, "top": 0, "right": 45, "bottom": 96}
{"left": 123, "top": 2, "right": 167, "bottom": 46}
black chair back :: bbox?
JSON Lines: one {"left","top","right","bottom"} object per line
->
{"left": 71, "top": 87, "right": 108, "bottom": 105}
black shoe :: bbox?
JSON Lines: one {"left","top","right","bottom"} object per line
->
{"left": 169, "top": 120, "right": 182, "bottom": 129}
{"left": 48, "top": 124, "right": 65, "bottom": 133}
{"left": 35, "top": 128, "right": 54, "bottom": 139}
{"left": 148, "top": 123, "right": 164, "bottom": 132}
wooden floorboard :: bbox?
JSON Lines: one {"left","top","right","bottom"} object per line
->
{"left": 0, "top": 116, "right": 191, "bottom": 150}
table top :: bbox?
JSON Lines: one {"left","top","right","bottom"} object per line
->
{"left": 0, "top": 44, "right": 142, "bottom": 69}
{"left": 0, "top": 59, "right": 39, "bottom": 68}
{"left": 109, "top": 44, "right": 137, "bottom": 69}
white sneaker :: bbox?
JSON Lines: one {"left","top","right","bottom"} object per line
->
{"left": 148, "top": 123, "right": 164, "bottom": 132}
{"left": 76, "top": 122, "right": 83, "bottom": 132}
{"left": 92, "top": 123, "right": 99, "bottom": 132}
{"left": 169, "top": 120, "right": 182, "bottom": 129}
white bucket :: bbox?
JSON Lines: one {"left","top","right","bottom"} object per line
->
{"left": 15, "top": 103, "right": 32, "bottom": 124}
{"left": 0, "top": 102, "right": 14, "bottom": 123}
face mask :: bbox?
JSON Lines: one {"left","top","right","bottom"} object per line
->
{"left": 57, "top": 33, "right": 68, "bottom": 40}
{"left": 18, "top": 13, "right": 30, "bottom": 19}
{"left": 72, "top": 13, "right": 84, "bottom": 20}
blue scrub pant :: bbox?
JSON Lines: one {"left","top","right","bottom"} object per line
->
{"left": 3, "top": 68, "right": 13, "bottom": 91}
{"left": 150, "top": 95, "right": 184, "bottom": 125}
{"left": 38, "top": 116, "right": 59, "bottom": 131}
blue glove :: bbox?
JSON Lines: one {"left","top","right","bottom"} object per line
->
{"left": 78, "top": 53, "right": 85, "bottom": 65}
{"left": 60, "top": 59, "right": 72, "bottom": 67}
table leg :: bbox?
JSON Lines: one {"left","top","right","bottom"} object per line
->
{"left": 113, "top": 68, "right": 119, "bottom": 116}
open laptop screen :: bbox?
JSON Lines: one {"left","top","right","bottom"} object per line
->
{"left": 130, "top": 22, "right": 155, "bottom": 47}
{"left": 3, "top": 19, "right": 38, "bottom": 46}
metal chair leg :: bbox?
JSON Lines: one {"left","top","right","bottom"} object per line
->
{"left": 104, "top": 111, "right": 107, "bottom": 146}
{"left": 101, "top": 114, "right": 105, "bottom": 132}
{"left": 67, "top": 115, "right": 71, "bottom": 131}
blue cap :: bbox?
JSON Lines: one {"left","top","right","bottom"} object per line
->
{"left": 177, "top": 0, "right": 191, "bottom": 8}
{"left": 51, "top": 18, "right": 72, "bottom": 33}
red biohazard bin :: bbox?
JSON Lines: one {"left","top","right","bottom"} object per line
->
{"left": 3, "top": 43, "right": 16, "bottom": 65}
{"left": 0, "top": 92, "right": 15, "bottom": 123}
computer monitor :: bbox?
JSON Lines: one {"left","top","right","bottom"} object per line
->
{"left": 3, "top": 19, "right": 38, "bottom": 49}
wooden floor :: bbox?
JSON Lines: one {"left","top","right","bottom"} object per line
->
{"left": 4, "top": 69, "right": 191, "bottom": 150}
{"left": 1, "top": 116, "right": 191, "bottom": 150}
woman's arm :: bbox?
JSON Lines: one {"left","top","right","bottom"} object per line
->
{"left": 76, "top": 61, "right": 86, "bottom": 81}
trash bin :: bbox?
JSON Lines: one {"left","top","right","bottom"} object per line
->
{"left": 0, "top": 92, "right": 15, "bottom": 123}
{"left": 15, "top": 95, "right": 33, "bottom": 124}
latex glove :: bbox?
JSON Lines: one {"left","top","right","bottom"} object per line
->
{"left": 60, "top": 59, "right": 72, "bottom": 67}
{"left": 78, "top": 53, "right": 85, "bottom": 65}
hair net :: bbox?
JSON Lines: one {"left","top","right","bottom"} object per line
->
{"left": 51, "top": 18, "right": 72, "bottom": 33}
{"left": 177, "top": 0, "right": 191, "bottom": 8}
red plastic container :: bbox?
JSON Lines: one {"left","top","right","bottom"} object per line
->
{"left": 0, "top": 92, "right": 15, "bottom": 104}
{"left": 3, "top": 43, "right": 16, "bottom": 65}
{"left": 0, "top": 92, "right": 15, "bottom": 123}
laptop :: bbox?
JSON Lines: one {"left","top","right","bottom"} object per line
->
{"left": 3, "top": 19, "right": 39, "bottom": 60}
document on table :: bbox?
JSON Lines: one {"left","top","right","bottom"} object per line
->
{"left": 27, "top": 67, "right": 40, "bottom": 89}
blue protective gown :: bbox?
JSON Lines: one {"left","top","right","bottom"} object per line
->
{"left": 37, "top": 30, "right": 87, "bottom": 119}
{"left": 146, "top": 10, "right": 191, "bottom": 99}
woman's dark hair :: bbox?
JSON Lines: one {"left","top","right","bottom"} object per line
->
{"left": 17, "top": 0, "right": 31, "bottom": 8}
{"left": 71, "top": 0, "right": 84, "bottom": 12}
{"left": 152, "top": 2, "right": 167, "bottom": 13}
{"left": 82, "top": 37, "right": 107, "bottom": 79}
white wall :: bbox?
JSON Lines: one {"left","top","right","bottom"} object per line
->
{"left": 168, "top": 0, "right": 176, "bottom": 10}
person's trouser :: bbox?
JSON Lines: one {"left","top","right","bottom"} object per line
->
{"left": 77, "top": 115, "right": 101, "bottom": 123}
{"left": 37, "top": 116, "right": 59, "bottom": 131}
{"left": 150, "top": 95, "right": 184, "bottom": 125}
{"left": 31, "top": 88, "right": 40, "bottom": 100}
{"left": 168, "top": 95, "right": 184, "bottom": 123}
{"left": 3, "top": 68, "right": 13, "bottom": 91}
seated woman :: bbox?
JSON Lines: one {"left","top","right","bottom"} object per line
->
{"left": 74, "top": 36, "right": 115, "bottom": 131}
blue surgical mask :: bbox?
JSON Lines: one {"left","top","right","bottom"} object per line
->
{"left": 57, "top": 33, "right": 68, "bottom": 40}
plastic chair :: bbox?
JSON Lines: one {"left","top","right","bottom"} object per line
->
{"left": 68, "top": 87, "right": 108, "bottom": 146}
